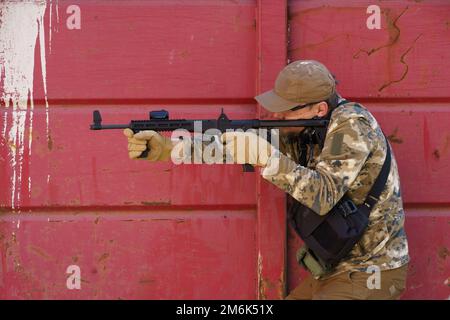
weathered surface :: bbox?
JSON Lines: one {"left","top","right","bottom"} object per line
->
{"left": 287, "top": 0, "right": 450, "bottom": 299}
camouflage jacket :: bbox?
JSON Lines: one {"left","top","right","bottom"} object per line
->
{"left": 261, "top": 101, "right": 410, "bottom": 279}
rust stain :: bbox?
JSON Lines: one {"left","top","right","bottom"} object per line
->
{"left": 28, "top": 245, "right": 53, "bottom": 261}
{"left": 14, "top": 264, "right": 24, "bottom": 273}
{"left": 179, "top": 49, "right": 190, "bottom": 59}
{"left": 278, "top": 269, "right": 286, "bottom": 299}
{"left": 94, "top": 217, "right": 100, "bottom": 225}
{"left": 139, "top": 278, "right": 156, "bottom": 285}
{"left": 387, "top": 127, "right": 403, "bottom": 144}
{"left": 70, "top": 199, "right": 81, "bottom": 205}
{"left": 353, "top": 7, "right": 408, "bottom": 59}
{"left": 11, "top": 232, "right": 17, "bottom": 243}
{"left": 259, "top": 277, "right": 277, "bottom": 300}
{"left": 257, "top": 252, "right": 266, "bottom": 299}
{"left": 151, "top": 218, "right": 185, "bottom": 224}
{"left": 437, "top": 246, "right": 449, "bottom": 260}
{"left": 289, "top": 35, "right": 342, "bottom": 54}
{"left": 432, "top": 149, "right": 440, "bottom": 160}
{"left": 378, "top": 34, "right": 422, "bottom": 92}
{"left": 141, "top": 201, "right": 171, "bottom": 206}
{"left": 289, "top": 6, "right": 325, "bottom": 19}
{"left": 231, "top": 10, "right": 254, "bottom": 32}
{"left": 258, "top": 279, "right": 267, "bottom": 300}
{"left": 440, "top": 135, "right": 450, "bottom": 157}
{"left": 47, "top": 132, "right": 53, "bottom": 151}
{"left": 289, "top": 5, "right": 363, "bottom": 21}
{"left": 98, "top": 252, "right": 110, "bottom": 263}
{"left": 6, "top": 140, "right": 17, "bottom": 152}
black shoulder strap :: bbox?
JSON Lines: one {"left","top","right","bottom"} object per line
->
{"left": 336, "top": 99, "right": 349, "bottom": 108}
{"left": 360, "top": 135, "right": 391, "bottom": 213}
{"left": 338, "top": 100, "right": 392, "bottom": 214}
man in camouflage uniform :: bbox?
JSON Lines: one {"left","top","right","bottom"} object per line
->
{"left": 124, "top": 60, "right": 409, "bottom": 300}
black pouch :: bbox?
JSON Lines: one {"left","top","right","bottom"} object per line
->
{"left": 288, "top": 194, "right": 370, "bottom": 270}
{"left": 288, "top": 136, "right": 392, "bottom": 272}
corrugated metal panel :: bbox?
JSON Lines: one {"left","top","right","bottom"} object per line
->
{"left": 0, "top": 211, "right": 257, "bottom": 299}
{"left": 1, "top": 0, "right": 448, "bottom": 300}
{"left": 288, "top": 0, "right": 450, "bottom": 299}
{"left": 1, "top": 0, "right": 288, "bottom": 299}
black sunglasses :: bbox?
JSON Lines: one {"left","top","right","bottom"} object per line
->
{"left": 290, "top": 101, "right": 320, "bottom": 112}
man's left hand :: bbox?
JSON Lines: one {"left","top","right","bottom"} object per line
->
{"left": 220, "top": 131, "right": 275, "bottom": 167}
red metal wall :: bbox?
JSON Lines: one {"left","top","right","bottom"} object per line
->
{"left": 287, "top": 0, "right": 450, "bottom": 299}
{"left": 0, "top": 0, "right": 449, "bottom": 300}
{"left": 0, "top": 0, "right": 287, "bottom": 299}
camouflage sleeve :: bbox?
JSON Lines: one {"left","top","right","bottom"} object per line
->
{"left": 261, "top": 116, "right": 375, "bottom": 216}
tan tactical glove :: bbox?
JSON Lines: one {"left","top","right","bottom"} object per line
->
{"left": 123, "top": 129, "right": 174, "bottom": 161}
{"left": 220, "top": 131, "right": 275, "bottom": 167}
{"left": 221, "top": 131, "right": 298, "bottom": 176}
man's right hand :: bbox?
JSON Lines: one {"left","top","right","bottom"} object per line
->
{"left": 123, "top": 129, "right": 174, "bottom": 161}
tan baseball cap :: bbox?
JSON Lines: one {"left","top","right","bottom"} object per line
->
{"left": 255, "top": 60, "right": 336, "bottom": 112}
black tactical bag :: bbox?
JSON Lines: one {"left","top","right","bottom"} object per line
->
{"left": 288, "top": 136, "right": 391, "bottom": 272}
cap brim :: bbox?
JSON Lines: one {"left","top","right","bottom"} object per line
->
{"left": 255, "top": 90, "right": 299, "bottom": 112}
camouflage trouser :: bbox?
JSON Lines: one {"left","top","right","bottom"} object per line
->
{"left": 286, "top": 264, "right": 408, "bottom": 300}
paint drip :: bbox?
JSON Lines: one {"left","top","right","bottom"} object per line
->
{"left": 0, "top": 0, "right": 57, "bottom": 209}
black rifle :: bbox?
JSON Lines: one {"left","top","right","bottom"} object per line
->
{"left": 90, "top": 109, "right": 329, "bottom": 172}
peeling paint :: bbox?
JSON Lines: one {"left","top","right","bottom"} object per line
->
{"left": 257, "top": 251, "right": 266, "bottom": 299}
{"left": 0, "top": 1, "right": 51, "bottom": 209}
{"left": 48, "top": 0, "right": 60, "bottom": 54}
{"left": 49, "top": 0, "right": 52, "bottom": 53}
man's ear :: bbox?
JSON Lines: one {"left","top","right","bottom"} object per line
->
{"left": 316, "top": 101, "right": 329, "bottom": 117}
